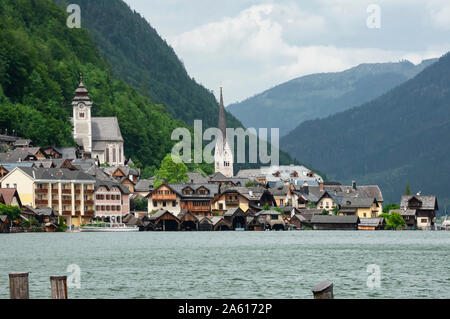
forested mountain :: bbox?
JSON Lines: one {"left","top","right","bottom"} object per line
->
{"left": 0, "top": 0, "right": 184, "bottom": 172}
{"left": 0, "top": 0, "right": 296, "bottom": 176}
{"left": 54, "top": 0, "right": 241, "bottom": 129}
{"left": 282, "top": 53, "right": 450, "bottom": 206}
{"left": 52, "top": 0, "right": 297, "bottom": 171}
{"left": 228, "top": 60, "right": 436, "bottom": 136}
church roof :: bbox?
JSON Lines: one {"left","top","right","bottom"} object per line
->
{"left": 218, "top": 86, "right": 227, "bottom": 141}
{"left": 91, "top": 117, "right": 124, "bottom": 143}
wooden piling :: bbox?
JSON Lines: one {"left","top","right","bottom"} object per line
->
{"left": 9, "top": 273, "right": 29, "bottom": 299}
{"left": 50, "top": 276, "right": 68, "bottom": 299}
{"left": 312, "top": 281, "right": 334, "bottom": 299}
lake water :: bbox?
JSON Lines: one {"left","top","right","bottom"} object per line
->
{"left": 0, "top": 231, "right": 449, "bottom": 299}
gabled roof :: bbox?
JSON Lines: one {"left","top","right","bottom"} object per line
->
{"left": 13, "top": 167, "right": 95, "bottom": 182}
{"left": 95, "top": 180, "right": 131, "bottom": 194}
{"left": 135, "top": 179, "right": 154, "bottom": 192}
{"left": 224, "top": 207, "right": 245, "bottom": 217}
{"left": 400, "top": 195, "right": 438, "bottom": 210}
{"left": 0, "top": 188, "right": 21, "bottom": 206}
{"left": 269, "top": 185, "right": 290, "bottom": 196}
{"left": 340, "top": 197, "right": 377, "bottom": 208}
{"left": 359, "top": 218, "right": 384, "bottom": 227}
{"left": 311, "top": 215, "right": 360, "bottom": 224}
{"left": 91, "top": 117, "right": 123, "bottom": 143}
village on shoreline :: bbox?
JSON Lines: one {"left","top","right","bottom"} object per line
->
{"left": 0, "top": 79, "right": 445, "bottom": 233}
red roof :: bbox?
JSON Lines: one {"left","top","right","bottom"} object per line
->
{"left": 0, "top": 188, "right": 21, "bottom": 206}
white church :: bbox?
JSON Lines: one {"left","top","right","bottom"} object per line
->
{"left": 214, "top": 85, "right": 234, "bottom": 177}
{"left": 71, "top": 75, "right": 125, "bottom": 166}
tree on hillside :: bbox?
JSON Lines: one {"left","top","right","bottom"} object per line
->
{"left": 153, "top": 154, "right": 189, "bottom": 188}
{"left": 405, "top": 183, "right": 412, "bottom": 195}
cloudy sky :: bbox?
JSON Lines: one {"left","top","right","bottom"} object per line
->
{"left": 124, "top": 0, "right": 450, "bottom": 104}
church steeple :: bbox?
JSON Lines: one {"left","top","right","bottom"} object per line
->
{"left": 218, "top": 84, "right": 227, "bottom": 141}
{"left": 214, "top": 84, "right": 234, "bottom": 177}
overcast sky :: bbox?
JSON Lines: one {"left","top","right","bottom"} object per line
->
{"left": 124, "top": 0, "right": 450, "bottom": 104}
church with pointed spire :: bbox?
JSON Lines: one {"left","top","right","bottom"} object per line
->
{"left": 214, "top": 85, "right": 234, "bottom": 177}
{"left": 71, "top": 75, "right": 125, "bottom": 166}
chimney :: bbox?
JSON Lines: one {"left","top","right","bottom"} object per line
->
{"left": 352, "top": 181, "right": 356, "bottom": 190}
{"left": 319, "top": 182, "right": 324, "bottom": 191}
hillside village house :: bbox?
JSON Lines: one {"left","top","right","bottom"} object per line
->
{"left": 391, "top": 195, "right": 439, "bottom": 230}
{"left": 147, "top": 184, "right": 219, "bottom": 217}
{"left": 0, "top": 167, "right": 95, "bottom": 226}
{"left": 212, "top": 186, "right": 275, "bottom": 214}
{"left": 339, "top": 197, "right": 382, "bottom": 218}
{"left": 94, "top": 181, "right": 131, "bottom": 223}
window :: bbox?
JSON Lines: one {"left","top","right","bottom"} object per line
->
{"left": 153, "top": 201, "right": 157, "bottom": 207}
{"left": 79, "top": 112, "right": 85, "bottom": 119}
{"left": 172, "top": 201, "right": 176, "bottom": 207}
{"left": 13, "top": 184, "right": 17, "bottom": 189}
{"left": 280, "top": 199, "right": 284, "bottom": 206}
{"left": 219, "top": 203, "right": 224, "bottom": 210}
{"left": 163, "top": 201, "right": 167, "bottom": 207}
{"left": 271, "top": 215, "right": 278, "bottom": 220}
{"left": 421, "top": 218, "right": 428, "bottom": 223}
{"left": 6, "top": 184, "right": 9, "bottom": 188}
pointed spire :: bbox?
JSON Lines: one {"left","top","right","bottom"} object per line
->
{"left": 218, "top": 84, "right": 227, "bottom": 142}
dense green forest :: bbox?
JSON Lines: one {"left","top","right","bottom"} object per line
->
{"left": 229, "top": 60, "right": 436, "bottom": 137}
{"left": 0, "top": 0, "right": 184, "bottom": 173}
{"left": 0, "top": 0, "right": 297, "bottom": 176}
{"left": 54, "top": 0, "right": 242, "bottom": 130}
{"left": 282, "top": 53, "right": 450, "bottom": 208}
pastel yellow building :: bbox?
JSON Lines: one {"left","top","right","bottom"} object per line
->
{"left": 339, "top": 197, "right": 382, "bottom": 218}
{"left": 0, "top": 167, "right": 96, "bottom": 226}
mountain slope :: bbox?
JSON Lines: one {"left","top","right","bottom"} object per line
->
{"left": 54, "top": 0, "right": 241, "bottom": 129}
{"left": 0, "top": 0, "right": 184, "bottom": 171}
{"left": 53, "top": 0, "right": 298, "bottom": 170}
{"left": 228, "top": 60, "right": 436, "bottom": 136}
{"left": 281, "top": 53, "right": 450, "bottom": 206}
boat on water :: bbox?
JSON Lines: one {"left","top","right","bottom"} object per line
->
{"left": 438, "top": 218, "right": 450, "bottom": 231}
{"left": 79, "top": 223, "right": 139, "bottom": 232}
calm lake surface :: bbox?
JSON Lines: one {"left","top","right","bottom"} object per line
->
{"left": 0, "top": 231, "right": 449, "bottom": 299}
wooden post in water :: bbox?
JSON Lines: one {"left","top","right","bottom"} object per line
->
{"left": 9, "top": 273, "right": 29, "bottom": 299}
{"left": 50, "top": 276, "right": 68, "bottom": 299}
{"left": 312, "top": 281, "right": 334, "bottom": 299}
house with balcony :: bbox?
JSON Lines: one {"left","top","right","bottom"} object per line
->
{"left": 211, "top": 186, "right": 275, "bottom": 214}
{"left": 94, "top": 181, "right": 131, "bottom": 223}
{"left": 146, "top": 183, "right": 219, "bottom": 217}
{"left": 0, "top": 167, "right": 95, "bottom": 226}
{"left": 390, "top": 195, "right": 439, "bottom": 230}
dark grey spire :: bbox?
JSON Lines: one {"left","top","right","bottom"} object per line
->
{"left": 218, "top": 84, "right": 227, "bottom": 141}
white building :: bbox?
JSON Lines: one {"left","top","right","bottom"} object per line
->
{"left": 214, "top": 85, "right": 234, "bottom": 178}
{"left": 71, "top": 75, "right": 125, "bottom": 166}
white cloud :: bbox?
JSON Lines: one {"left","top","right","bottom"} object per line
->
{"left": 167, "top": 3, "right": 448, "bottom": 103}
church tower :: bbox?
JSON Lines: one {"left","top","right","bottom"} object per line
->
{"left": 72, "top": 74, "right": 93, "bottom": 154}
{"left": 215, "top": 85, "right": 234, "bottom": 177}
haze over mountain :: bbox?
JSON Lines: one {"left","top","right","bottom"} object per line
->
{"left": 281, "top": 53, "right": 450, "bottom": 207}
{"left": 228, "top": 60, "right": 437, "bottom": 136}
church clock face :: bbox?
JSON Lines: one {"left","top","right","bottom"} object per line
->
{"left": 77, "top": 103, "right": 87, "bottom": 119}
